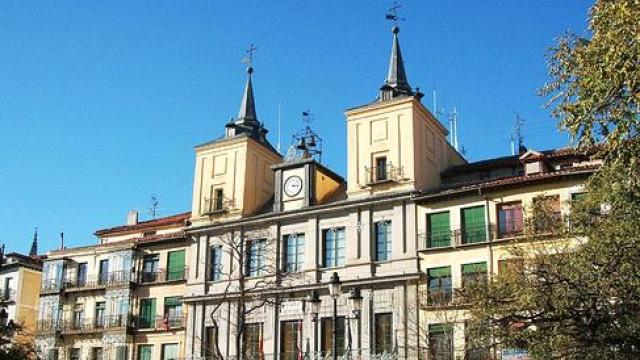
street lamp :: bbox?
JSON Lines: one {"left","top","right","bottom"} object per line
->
{"left": 328, "top": 272, "right": 341, "bottom": 360}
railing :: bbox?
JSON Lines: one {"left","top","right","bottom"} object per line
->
{"left": 199, "top": 349, "right": 406, "bottom": 360}
{"left": 132, "top": 314, "right": 185, "bottom": 331}
{"left": 137, "top": 266, "right": 189, "bottom": 284}
{"left": 202, "top": 196, "right": 234, "bottom": 215}
{"left": 0, "top": 289, "right": 16, "bottom": 302}
{"left": 496, "top": 219, "right": 524, "bottom": 239}
{"left": 424, "top": 289, "right": 453, "bottom": 308}
{"left": 43, "top": 270, "right": 134, "bottom": 293}
{"left": 420, "top": 225, "right": 493, "bottom": 250}
{"left": 36, "top": 320, "right": 60, "bottom": 335}
{"left": 40, "top": 279, "right": 63, "bottom": 293}
{"left": 365, "top": 164, "right": 403, "bottom": 185}
{"left": 59, "top": 315, "right": 130, "bottom": 334}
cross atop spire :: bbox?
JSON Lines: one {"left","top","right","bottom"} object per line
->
{"left": 29, "top": 227, "right": 38, "bottom": 257}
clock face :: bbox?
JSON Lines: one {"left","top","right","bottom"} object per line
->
{"left": 284, "top": 176, "right": 303, "bottom": 197}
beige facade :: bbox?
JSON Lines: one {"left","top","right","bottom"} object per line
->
{"left": 36, "top": 212, "right": 190, "bottom": 360}
{"left": 0, "top": 252, "right": 42, "bottom": 340}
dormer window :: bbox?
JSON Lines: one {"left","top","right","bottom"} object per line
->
{"left": 519, "top": 150, "right": 551, "bottom": 176}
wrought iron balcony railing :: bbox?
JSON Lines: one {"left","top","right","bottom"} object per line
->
{"left": 0, "top": 289, "right": 16, "bottom": 302}
{"left": 132, "top": 314, "right": 185, "bottom": 331}
{"left": 365, "top": 164, "right": 404, "bottom": 185}
{"left": 137, "top": 266, "right": 189, "bottom": 284}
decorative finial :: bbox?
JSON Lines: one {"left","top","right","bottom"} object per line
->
{"left": 242, "top": 43, "right": 258, "bottom": 73}
{"left": 385, "top": 1, "right": 405, "bottom": 27}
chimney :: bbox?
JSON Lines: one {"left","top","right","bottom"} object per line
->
{"left": 127, "top": 210, "right": 139, "bottom": 225}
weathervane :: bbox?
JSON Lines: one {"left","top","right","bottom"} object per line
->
{"left": 242, "top": 43, "right": 258, "bottom": 69}
{"left": 287, "top": 110, "right": 324, "bottom": 163}
{"left": 385, "top": 0, "right": 405, "bottom": 24}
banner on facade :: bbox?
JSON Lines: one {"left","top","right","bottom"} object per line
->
{"left": 501, "top": 349, "right": 529, "bottom": 360}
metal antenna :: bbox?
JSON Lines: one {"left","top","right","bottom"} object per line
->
{"left": 147, "top": 196, "right": 160, "bottom": 219}
{"left": 513, "top": 112, "right": 526, "bottom": 154}
{"left": 385, "top": 0, "right": 406, "bottom": 24}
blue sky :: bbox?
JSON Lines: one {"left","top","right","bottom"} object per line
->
{"left": 0, "top": 1, "right": 592, "bottom": 253}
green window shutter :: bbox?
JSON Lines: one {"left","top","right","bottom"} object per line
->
{"left": 427, "top": 212, "right": 450, "bottom": 248}
{"left": 140, "top": 298, "right": 156, "bottom": 327}
{"left": 164, "top": 297, "right": 181, "bottom": 307}
{"left": 428, "top": 266, "right": 451, "bottom": 278}
{"left": 167, "top": 250, "right": 185, "bottom": 281}
{"left": 428, "top": 323, "right": 452, "bottom": 334}
{"left": 462, "top": 206, "right": 486, "bottom": 243}
{"left": 138, "top": 345, "right": 152, "bottom": 360}
{"left": 462, "top": 262, "right": 487, "bottom": 275}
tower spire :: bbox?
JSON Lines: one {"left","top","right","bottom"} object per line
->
{"left": 225, "top": 44, "right": 269, "bottom": 144}
{"left": 380, "top": 3, "right": 417, "bottom": 101}
{"left": 29, "top": 227, "right": 38, "bottom": 257}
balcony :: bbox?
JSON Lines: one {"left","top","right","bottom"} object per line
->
{"left": 137, "top": 266, "right": 188, "bottom": 284}
{"left": 59, "top": 315, "right": 131, "bottom": 335}
{"left": 40, "top": 280, "right": 63, "bottom": 294}
{"left": 420, "top": 225, "right": 493, "bottom": 250}
{"left": 36, "top": 320, "right": 60, "bottom": 336}
{"left": 365, "top": 163, "right": 404, "bottom": 186}
{"left": 50, "top": 271, "right": 134, "bottom": 293}
{"left": 423, "top": 289, "right": 454, "bottom": 308}
{"left": 132, "top": 314, "right": 185, "bottom": 331}
{"left": 202, "top": 196, "right": 234, "bottom": 215}
{"left": 0, "top": 289, "right": 16, "bottom": 302}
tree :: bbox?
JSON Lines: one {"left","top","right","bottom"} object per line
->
{"left": 0, "top": 314, "right": 39, "bottom": 360}
{"left": 204, "top": 228, "right": 297, "bottom": 360}
{"left": 462, "top": 1, "right": 640, "bottom": 359}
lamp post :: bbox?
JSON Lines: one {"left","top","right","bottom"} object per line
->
{"left": 306, "top": 290, "right": 321, "bottom": 354}
{"left": 328, "top": 272, "right": 342, "bottom": 360}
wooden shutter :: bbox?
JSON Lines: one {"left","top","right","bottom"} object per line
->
{"left": 427, "top": 212, "right": 451, "bottom": 247}
{"left": 167, "top": 250, "right": 185, "bottom": 281}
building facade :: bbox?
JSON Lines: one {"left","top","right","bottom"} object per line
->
{"left": 0, "top": 251, "right": 42, "bottom": 338}
{"left": 36, "top": 212, "right": 190, "bottom": 360}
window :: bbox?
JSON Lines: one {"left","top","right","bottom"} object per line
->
{"left": 323, "top": 228, "right": 346, "bottom": 268}
{"left": 461, "top": 262, "right": 487, "bottom": 288}
{"left": 164, "top": 297, "right": 183, "bottom": 327}
{"left": 461, "top": 206, "right": 487, "bottom": 244}
{"left": 210, "top": 246, "right": 223, "bottom": 281}
{"left": 1, "top": 277, "right": 11, "bottom": 300}
{"left": 72, "top": 304, "right": 83, "bottom": 330}
{"left": 243, "top": 323, "right": 263, "bottom": 356}
{"left": 47, "top": 349, "right": 59, "bottom": 360}
{"left": 214, "top": 188, "right": 224, "bottom": 211}
{"left": 69, "top": 348, "right": 80, "bottom": 360}
{"left": 95, "top": 302, "right": 105, "bottom": 328}
{"left": 497, "top": 202, "right": 523, "bottom": 238}
{"left": 374, "top": 313, "right": 393, "bottom": 354}
{"left": 428, "top": 324, "right": 454, "bottom": 360}
{"left": 205, "top": 327, "right": 217, "bottom": 358}
{"left": 571, "top": 192, "right": 587, "bottom": 202}
{"left": 427, "top": 267, "right": 452, "bottom": 306}
{"left": 375, "top": 157, "right": 388, "bottom": 181}
{"left": 138, "top": 345, "right": 153, "bottom": 360}
{"left": 166, "top": 250, "right": 186, "bottom": 281}
{"left": 98, "top": 259, "right": 109, "bottom": 285}
{"left": 139, "top": 298, "right": 157, "bottom": 329}
{"left": 92, "top": 348, "right": 103, "bottom": 360}
{"left": 161, "top": 344, "right": 178, "bottom": 360}
{"left": 374, "top": 221, "right": 392, "bottom": 261}
{"left": 246, "top": 239, "right": 267, "bottom": 277}
{"left": 115, "top": 346, "right": 127, "bottom": 360}
{"left": 142, "top": 254, "right": 160, "bottom": 283}
{"left": 76, "top": 263, "right": 87, "bottom": 287}
{"left": 427, "top": 212, "right": 451, "bottom": 248}
{"left": 284, "top": 234, "right": 305, "bottom": 272}
{"left": 533, "top": 195, "right": 562, "bottom": 233}
{"left": 321, "top": 317, "right": 345, "bottom": 356}
{"left": 280, "top": 320, "right": 302, "bottom": 360}
{"left": 465, "top": 321, "right": 490, "bottom": 360}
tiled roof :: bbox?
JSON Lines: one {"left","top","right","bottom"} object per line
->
{"left": 94, "top": 211, "right": 191, "bottom": 236}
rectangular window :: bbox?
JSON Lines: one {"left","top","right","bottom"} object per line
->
{"left": 69, "top": 349, "right": 80, "bottom": 360}
{"left": 374, "top": 313, "right": 393, "bottom": 354}
{"left": 427, "top": 267, "right": 452, "bottom": 306}
{"left": 92, "top": 348, "right": 103, "bottom": 360}
{"left": 164, "top": 297, "right": 183, "bottom": 327}
{"left": 72, "top": 304, "right": 83, "bottom": 330}
{"left": 2, "top": 277, "right": 11, "bottom": 300}
{"left": 428, "top": 324, "right": 454, "bottom": 360}
{"left": 461, "top": 206, "right": 487, "bottom": 244}
{"left": 375, "top": 157, "right": 388, "bottom": 181}
{"left": 374, "top": 221, "right": 392, "bottom": 261}
{"left": 214, "top": 188, "right": 224, "bottom": 211}
{"left": 98, "top": 259, "right": 109, "bottom": 285}
{"left": 166, "top": 250, "right": 186, "bottom": 281}
{"left": 284, "top": 234, "right": 305, "bottom": 273}
{"left": 323, "top": 228, "right": 346, "bottom": 268}
{"left": 243, "top": 323, "right": 263, "bottom": 356}
{"left": 95, "top": 302, "right": 105, "bottom": 328}
{"left": 161, "top": 344, "right": 178, "bottom": 360}
{"left": 427, "top": 212, "right": 451, "bottom": 248}
{"left": 142, "top": 254, "right": 160, "bottom": 283}
{"left": 205, "top": 327, "right": 217, "bottom": 358}
{"left": 246, "top": 239, "right": 267, "bottom": 277}
{"left": 571, "top": 192, "right": 587, "bottom": 202}
{"left": 321, "top": 317, "right": 345, "bottom": 356}
{"left": 138, "top": 345, "right": 153, "bottom": 360}
{"left": 280, "top": 320, "right": 302, "bottom": 360}
{"left": 461, "top": 262, "right": 487, "bottom": 288}
{"left": 76, "top": 263, "right": 87, "bottom": 287}
{"left": 139, "top": 298, "right": 157, "bottom": 329}
{"left": 115, "top": 346, "right": 127, "bottom": 360}
{"left": 210, "top": 246, "right": 223, "bottom": 281}
{"left": 497, "top": 202, "right": 523, "bottom": 238}
{"left": 47, "top": 349, "right": 59, "bottom": 360}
